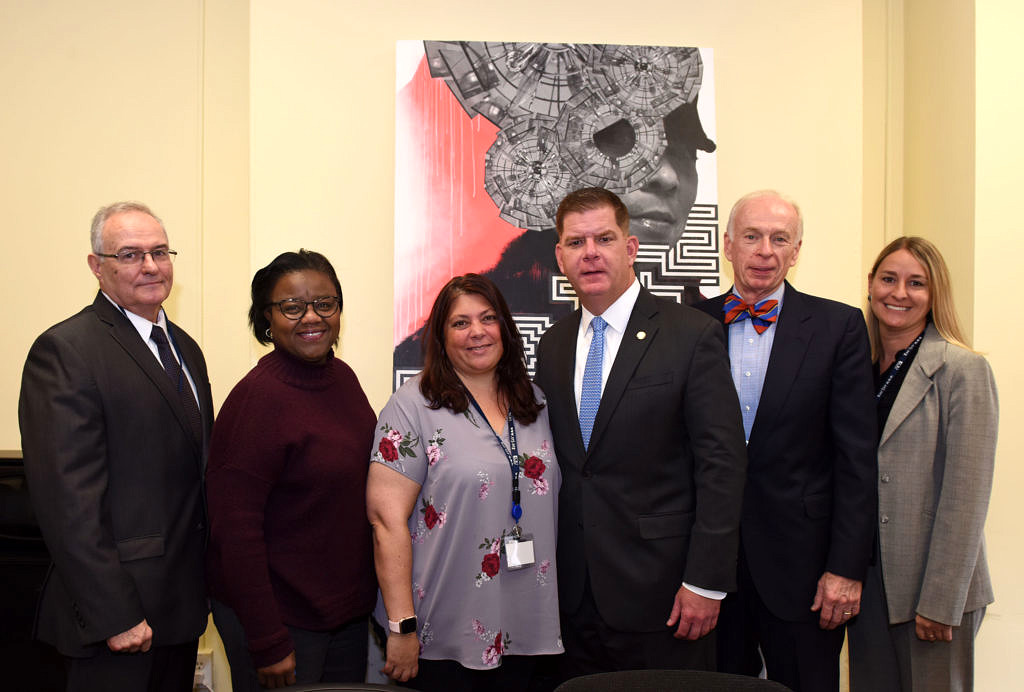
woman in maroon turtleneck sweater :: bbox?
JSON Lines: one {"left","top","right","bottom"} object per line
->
{"left": 206, "top": 250, "right": 376, "bottom": 690}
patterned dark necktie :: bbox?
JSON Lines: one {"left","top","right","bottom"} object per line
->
{"left": 723, "top": 296, "right": 779, "bottom": 335}
{"left": 150, "top": 325, "right": 203, "bottom": 442}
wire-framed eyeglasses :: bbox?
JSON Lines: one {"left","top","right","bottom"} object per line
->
{"left": 266, "top": 297, "right": 341, "bottom": 320}
{"left": 95, "top": 248, "right": 177, "bottom": 265}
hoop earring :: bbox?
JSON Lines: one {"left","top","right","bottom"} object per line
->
{"left": 265, "top": 328, "right": 273, "bottom": 339}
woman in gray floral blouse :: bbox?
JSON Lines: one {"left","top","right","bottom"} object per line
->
{"left": 367, "top": 274, "right": 562, "bottom": 691}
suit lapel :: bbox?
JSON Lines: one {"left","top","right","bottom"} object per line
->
{"left": 702, "top": 293, "right": 731, "bottom": 342}
{"left": 587, "top": 289, "right": 658, "bottom": 455}
{"left": 879, "top": 325, "right": 945, "bottom": 447}
{"left": 749, "top": 283, "right": 813, "bottom": 442}
{"left": 551, "top": 311, "right": 587, "bottom": 461}
{"left": 93, "top": 294, "right": 203, "bottom": 454}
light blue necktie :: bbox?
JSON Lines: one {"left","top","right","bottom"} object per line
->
{"left": 579, "top": 316, "right": 607, "bottom": 450}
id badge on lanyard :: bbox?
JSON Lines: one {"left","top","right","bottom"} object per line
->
{"left": 466, "top": 392, "right": 535, "bottom": 570}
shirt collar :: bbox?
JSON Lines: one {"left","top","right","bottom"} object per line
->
{"left": 730, "top": 282, "right": 786, "bottom": 312}
{"left": 582, "top": 278, "right": 641, "bottom": 334}
{"left": 101, "top": 290, "right": 168, "bottom": 335}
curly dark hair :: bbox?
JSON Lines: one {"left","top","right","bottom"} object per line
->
{"left": 249, "top": 249, "right": 343, "bottom": 345}
{"left": 419, "top": 274, "right": 543, "bottom": 425}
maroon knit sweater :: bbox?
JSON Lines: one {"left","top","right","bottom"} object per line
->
{"left": 206, "top": 348, "right": 377, "bottom": 667}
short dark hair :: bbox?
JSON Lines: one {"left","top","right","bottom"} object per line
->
{"left": 419, "top": 274, "right": 543, "bottom": 425}
{"left": 555, "top": 187, "right": 630, "bottom": 239}
{"left": 249, "top": 249, "right": 343, "bottom": 345}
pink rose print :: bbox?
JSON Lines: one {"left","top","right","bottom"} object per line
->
{"left": 378, "top": 438, "right": 398, "bottom": 462}
{"left": 426, "top": 444, "right": 441, "bottom": 466}
{"left": 522, "top": 455, "right": 546, "bottom": 479}
{"left": 481, "top": 552, "right": 500, "bottom": 578}
{"left": 472, "top": 619, "right": 486, "bottom": 637}
{"left": 387, "top": 429, "right": 403, "bottom": 444}
{"left": 482, "top": 645, "right": 499, "bottom": 666}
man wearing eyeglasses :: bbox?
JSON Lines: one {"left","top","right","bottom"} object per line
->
{"left": 695, "top": 191, "right": 877, "bottom": 691}
{"left": 19, "top": 202, "right": 213, "bottom": 692}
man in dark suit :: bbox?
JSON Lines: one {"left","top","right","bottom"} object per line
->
{"left": 695, "top": 190, "right": 877, "bottom": 691}
{"left": 535, "top": 187, "right": 747, "bottom": 678}
{"left": 19, "top": 202, "right": 213, "bottom": 692}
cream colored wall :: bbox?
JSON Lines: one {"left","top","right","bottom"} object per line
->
{"left": 248, "top": 0, "right": 867, "bottom": 415}
{"left": 973, "top": 1, "right": 1024, "bottom": 687}
{"left": 903, "top": 0, "right": 976, "bottom": 337}
{"left": 3, "top": 1, "right": 1020, "bottom": 690}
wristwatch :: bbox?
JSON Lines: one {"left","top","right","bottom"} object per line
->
{"left": 388, "top": 615, "right": 418, "bottom": 635}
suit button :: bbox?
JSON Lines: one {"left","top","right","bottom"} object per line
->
{"left": 881, "top": 474, "right": 891, "bottom": 483}
{"left": 582, "top": 470, "right": 591, "bottom": 479}
{"left": 880, "top": 515, "right": 889, "bottom": 524}
{"left": 577, "top": 521, "right": 583, "bottom": 529}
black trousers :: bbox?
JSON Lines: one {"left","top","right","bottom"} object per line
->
{"left": 717, "top": 553, "right": 845, "bottom": 692}
{"left": 66, "top": 639, "right": 198, "bottom": 692}
{"left": 559, "top": 574, "right": 715, "bottom": 683}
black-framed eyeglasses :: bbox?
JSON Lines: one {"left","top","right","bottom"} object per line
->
{"left": 266, "top": 297, "right": 341, "bottom": 320}
{"left": 95, "top": 248, "right": 177, "bottom": 265}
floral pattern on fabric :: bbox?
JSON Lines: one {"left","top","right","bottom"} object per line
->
{"left": 475, "top": 533, "right": 506, "bottom": 586}
{"left": 370, "top": 377, "right": 562, "bottom": 669}
{"left": 536, "top": 559, "right": 551, "bottom": 586}
{"left": 426, "top": 429, "right": 446, "bottom": 466}
{"left": 477, "top": 470, "right": 493, "bottom": 501}
{"left": 372, "top": 423, "right": 418, "bottom": 473}
{"left": 472, "top": 619, "right": 510, "bottom": 666}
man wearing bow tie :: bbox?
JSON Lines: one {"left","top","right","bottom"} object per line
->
{"left": 535, "top": 187, "right": 747, "bottom": 680}
{"left": 696, "top": 190, "right": 877, "bottom": 691}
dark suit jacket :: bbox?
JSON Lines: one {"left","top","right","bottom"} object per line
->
{"left": 535, "top": 287, "right": 747, "bottom": 632}
{"left": 19, "top": 292, "right": 213, "bottom": 657}
{"left": 696, "top": 283, "right": 877, "bottom": 622}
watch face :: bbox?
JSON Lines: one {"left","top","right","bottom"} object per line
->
{"left": 399, "top": 617, "right": 417, "bottom": 635}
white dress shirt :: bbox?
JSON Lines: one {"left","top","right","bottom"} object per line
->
{"left": 102, "top": 291, "right": 200, "bottom": 404}
{"left": 572, "top": 278, "right": 724, "bottom": 601}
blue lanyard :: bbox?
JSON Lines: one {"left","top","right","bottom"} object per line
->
{"left": 465, "top": 392, "right": 522, "bottom": 526}
{"left": 876, "top": 330, "right": 925, "bottom": 400}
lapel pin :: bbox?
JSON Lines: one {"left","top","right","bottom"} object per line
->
{"left": 636, "top": 331, "right": 647, "bottom": 340}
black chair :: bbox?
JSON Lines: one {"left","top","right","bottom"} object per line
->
{"left": 282, "top": 685, "right": 407, "bottom": 692}
{"left": 554, "top": 669, "right": 792, "bottom": 691}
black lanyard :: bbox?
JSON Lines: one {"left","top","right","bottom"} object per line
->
{"left": 876, "top": 331, "right": 925, "bottom": 400}
{"left": 466, "top": 392, "right": 522, "bottom": 526}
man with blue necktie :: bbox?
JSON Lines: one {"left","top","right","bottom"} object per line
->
{"left": 696, "top": 190, "right": 877, "bottom": 691}
{"left": 535, "top": 187, "right": 747, "bottom": 680}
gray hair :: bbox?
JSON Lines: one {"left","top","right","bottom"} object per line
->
{"left": 725, "top": 189, "right": 804, "bottom": 243}
{"left": 90, "top": 201, "right": 166, "bottom": 254}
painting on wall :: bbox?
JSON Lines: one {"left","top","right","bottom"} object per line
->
{"left": 393, "top": 41, "right": 721, "bottom": 387}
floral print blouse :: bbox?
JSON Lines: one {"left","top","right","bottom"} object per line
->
{"left": 371, "top": 376, "right": 563, "bottom": 669}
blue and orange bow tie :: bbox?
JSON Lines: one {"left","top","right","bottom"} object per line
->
{"left": 723, "top": 296, "right": 779, "bottom": 334}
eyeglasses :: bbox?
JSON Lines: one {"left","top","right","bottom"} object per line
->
{"left": 266, "top": 297, "right": 341, "bottom": 320}
{"left": 95, "top": 248, "right": 177, "bottom": 265}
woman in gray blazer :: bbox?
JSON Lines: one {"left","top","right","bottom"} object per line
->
{"left": 849, "top": 237, "right": 997, "bottom": 691}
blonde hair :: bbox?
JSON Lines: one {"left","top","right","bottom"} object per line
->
{"left": 867, "top": 236, "right": 970, "bottom": 361}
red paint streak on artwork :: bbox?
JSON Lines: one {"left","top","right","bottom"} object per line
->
{"left": 394, "top": 57, "right": 525, "bottom": 345}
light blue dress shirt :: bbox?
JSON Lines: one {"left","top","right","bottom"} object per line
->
{"left": 726, "top": 284, "right": 786, "bottom": 441}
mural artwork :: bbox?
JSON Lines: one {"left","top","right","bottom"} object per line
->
{"left": 394, "top": 41, "right": 720, "bottom": 387}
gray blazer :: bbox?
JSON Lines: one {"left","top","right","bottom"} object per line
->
{"left": 877, "top": 324, "right": 997, "bottom": 626}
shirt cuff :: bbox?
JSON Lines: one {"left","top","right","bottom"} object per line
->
{"left": 683, "top": 582, "right": 726, "bottom": 600}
